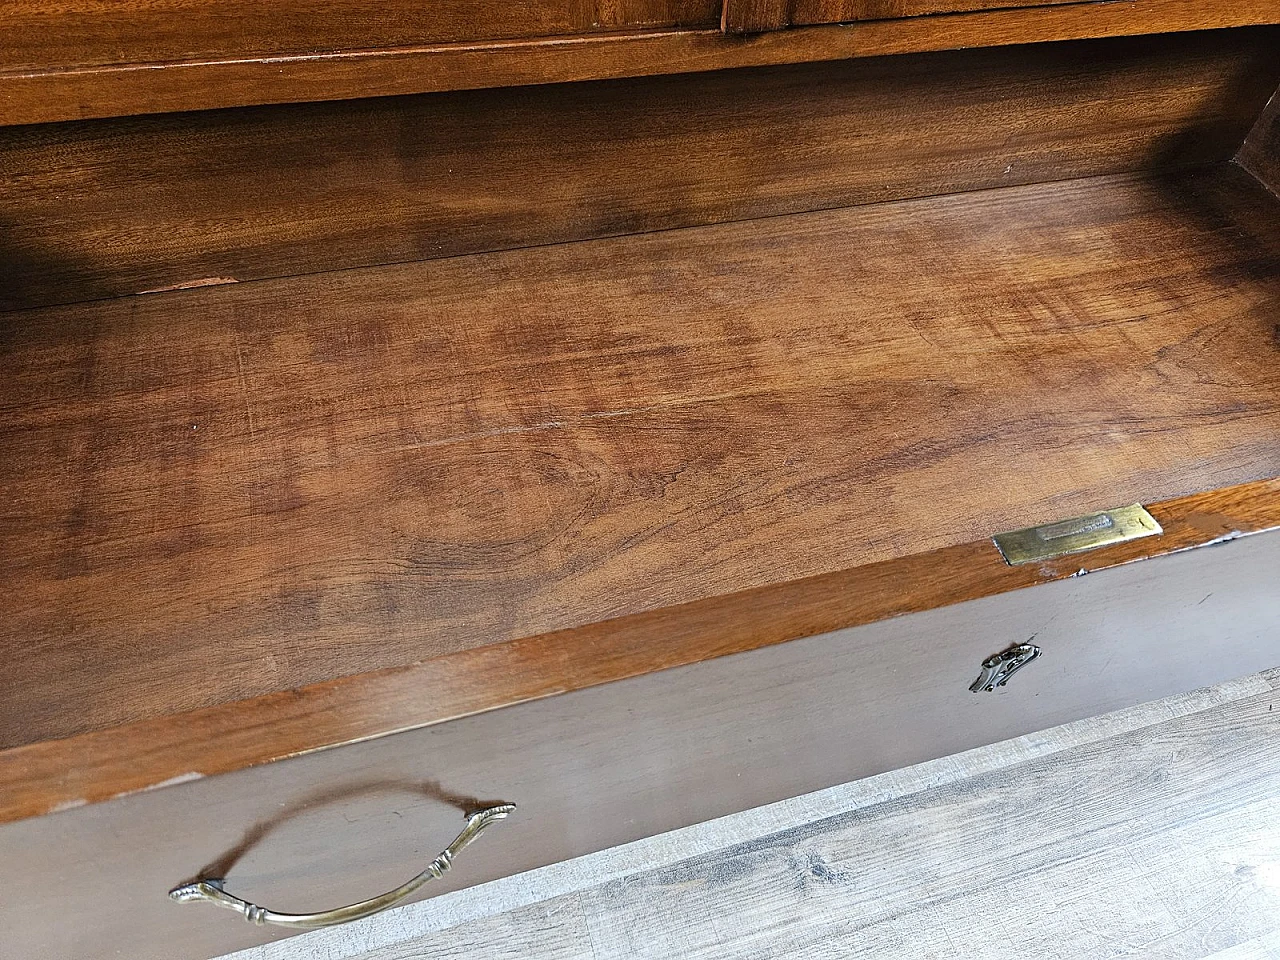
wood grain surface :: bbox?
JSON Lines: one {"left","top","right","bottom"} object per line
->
{"left": 794, "top": 0, "right": 1101, "bottom": 26}
{"left": 722, "top": 0, "right": 792, "bottom": 32}
{"left": 3, "top": 166, "right": 1280, "bottom": 750}
{"left": 0, "top": 0, "right": 721, "bottom": 73}
{"left": 725, "top": 0, "right": 1089, "bottom": 33}
{"left": 3, "top": 528, "right": 1280, "bottom": 960}
{"left": 287, "top": 671, "right": 1280, "bottom": 960}
{"left": 3, "top": 2, "right": 1278, "bottom": 125}
{"left": 6, "top": 30, "right": 1276, "bottom": 312}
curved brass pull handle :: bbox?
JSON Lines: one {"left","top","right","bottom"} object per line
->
{"left": 169, "top": 803, "right": 515, "bottom": 928}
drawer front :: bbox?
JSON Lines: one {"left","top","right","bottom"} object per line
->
{"left": 3, "top": 529, "right": 1279, "bottom": 960}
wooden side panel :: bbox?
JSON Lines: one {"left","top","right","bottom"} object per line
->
{"left": 3, "top": 531, "right": 1279, "bottom": 960}
{"left": 3, "top": 168, "right": 1280, "bottom": 748}
{"left": 1239, "top": 85, "right": 1280, "bottom": 195}
{"left": 3, "top": 30, "right": 1278, "bottom": 312}
{"left": 0, "top": 0, "right": 720, "bottom": 74}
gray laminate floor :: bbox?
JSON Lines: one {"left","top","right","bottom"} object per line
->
{"left": 224, "top": 668, "right": 1280, "bottom": 960}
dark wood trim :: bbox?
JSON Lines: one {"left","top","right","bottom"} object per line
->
{"left": 2, "top": 0, "right": 1278, "bottom": 125}
{"left": 2, "top": 477, "right": 1277, "bottom": 827}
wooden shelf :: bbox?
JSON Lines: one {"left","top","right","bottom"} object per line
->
{"left": 3, "top": 164, "right": 1280, "bottom": 748}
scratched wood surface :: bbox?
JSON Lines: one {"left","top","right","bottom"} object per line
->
{"left": 222, "top": 668, "right": 1280, "bottom": 960}
{"left": 4, "top": 165, "right": 1280, "bottom": 747}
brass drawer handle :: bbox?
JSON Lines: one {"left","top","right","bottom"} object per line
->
{"left": 169, "top": 803, "right": 515, "bottom": 928}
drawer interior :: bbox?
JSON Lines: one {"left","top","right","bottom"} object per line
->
{"left": 1, "top": 29, "right": 1278, "bottom": 750}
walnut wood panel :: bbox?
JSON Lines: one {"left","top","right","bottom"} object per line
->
{"left": 3, "top": 525, "right": 1280, "bottom": 960}
{"left": 3, "top": 2, "right": 1278, "bottom": 125}
{"left": 6, "top": 31, "right": 1277, "bottom": 313}
{"left": 3, "top": 168, "right": 1280, "bottom": 750}
{"left": 0, "top": 0, "right": 719, "bottom": 74}
{"left": 1239, "top": 85, "right": 1280, "bottom": 196}
{"left": 724, "top": 0, "right": 1089, "bottom": 34}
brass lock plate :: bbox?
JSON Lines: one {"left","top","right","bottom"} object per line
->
{"left": 993, "top": 504, "right": 1161, "bottom": 566}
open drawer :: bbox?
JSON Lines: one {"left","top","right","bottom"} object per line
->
{"left": 2, "top": 24, "right": 1279, "bottom": 960}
